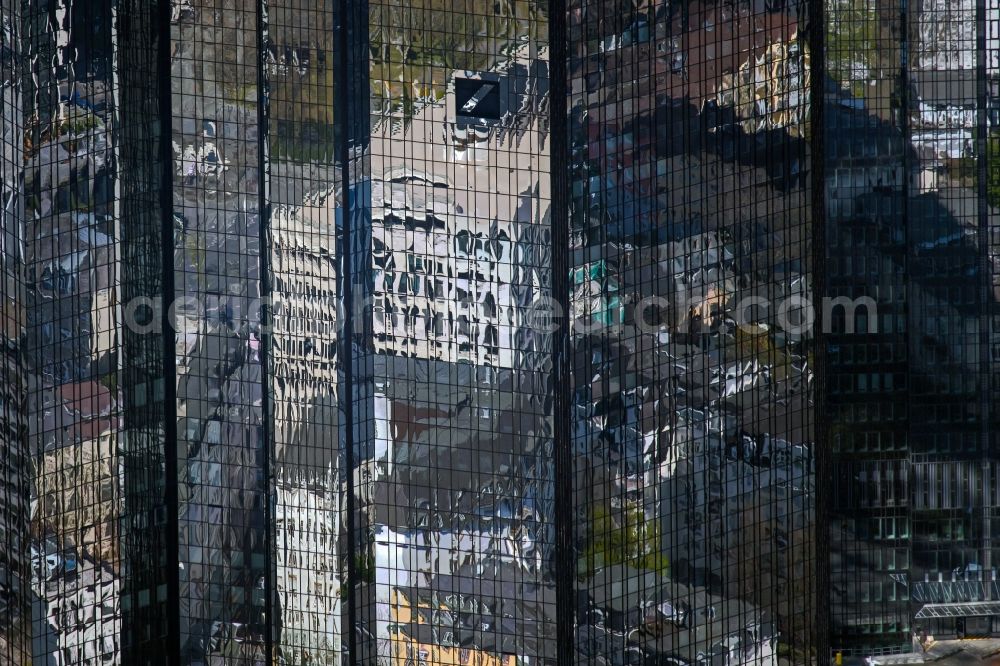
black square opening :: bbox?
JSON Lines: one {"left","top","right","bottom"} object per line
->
{"left": 455, "top": 78, "right": 502, "bottom": 120}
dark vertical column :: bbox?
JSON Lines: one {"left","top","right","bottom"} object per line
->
{"left": 548, "top": 0, "right": 572, "bottom": 665}
{"left": 117, "top": 0, "right": 177, "bottom": 660}
{"left": 899, "top": 12, "right": 914, "bottom": 646}
{"left": 899, "top": 0, "right": 915, "bottom": 639}
{"left": 345, "top": 0, "right": 373, "bottom": 656}
{"left": 975, "top": 0, "right": 991, "bottom": 588}
{"left": 335, "top": 0, "right": 358, "bottom": 662}
{"left": 255, "top": 0, "right": 274, "bottom": 656}
{"left": 809, "top": 0, "right": 829, "bottom": 659}
{"left": 0, "top": 0, "right": 28, "bottom": 661}
{"left": 155, "top": 0, "right": 179, "bottom": 658}
{"left": 984, "top": 0, "right": 1000, "bottom": 605}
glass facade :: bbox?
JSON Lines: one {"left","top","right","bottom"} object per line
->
{"left": 0, "top": 0, "right": 28, "bottom": 662}
{"left": 266, "top": 2, "right": 343, "bottom": 663}
{"left": 824, "top": 0, "right": 1000, "bottom": 657}
{"left": 361, "top": 3, "right": 557, "bottom": 664}
{"left": 567, "top": 0, "right": 817, "bottom": 663}
{"left": 23, "top": 0, "right": 123, "bottom": 663}
{"left": 0, "top": 0, "right": 996, "bottom": 665}
{"left": 118, "top": 0, "right": 175, "bottom": 662}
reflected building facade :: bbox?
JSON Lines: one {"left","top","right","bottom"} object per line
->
{"left": 0, "top": 0, "right": 997, "bottom": 665}
{"left": 567, "top": 1, "right": 817, "bottom": 664}
{"left": 359, "top": 5, "right": 558, "bottom": 664}
{"left": 824, "top": 0, "right": 1000, "bottom": 659}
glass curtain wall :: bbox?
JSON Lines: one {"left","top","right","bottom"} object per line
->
{"left": 265, "top": 0, "right": 344, "bottom": 664}
{"left": 825, "top": 0, "right": 1000, "bottom": 656}
{"left": 20, "top": 0, "right": 123, "bottom": 663}
{"left": 168, "top": 0, "right": 268, "bottom": 661}
{"left": 118, "top": 0, "right": 176, "bottom": 663}
{"left": 361, "top": 2, "right": 558, "bottom": 664}
{"left": 0, "top": 0, "right": 28, "bottom": 661}
{"left": 567, "top": 0, "right": 817, "bottom": 664}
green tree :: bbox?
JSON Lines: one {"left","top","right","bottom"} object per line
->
{"left": 580, "top": 501, "right": 669, "bottom": 578}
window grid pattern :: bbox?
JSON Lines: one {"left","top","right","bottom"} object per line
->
{"left": 21, "top": 0, "right": 124, "bottom": 663}
{"left": 568, "top": 0, "right": 816, "bottom": 664}
{"left": 362, "top": 2, "right": 558, "bottom": 665}
{"left": 826, "top": 0, "right": 1000, "bottom": 656}
{"left": 0, "top": 0, "right": 29, "bottom": 662}
{"left": 1, "top": 1, "right": 1000, "bottom": 664}
{"left": 264, "top": 0, "right": 345, "bottom": 664}
{"left": 118, "top": 0, "right": 177, "bottom": 663}
{"left": 169, "top": 1, "right": 268, "bottom": 661}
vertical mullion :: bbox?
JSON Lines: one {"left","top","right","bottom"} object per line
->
{"left": 336, "top": 1, "right": 358, "bottom": 663}
{"left": 810, "top": 0, "right": 829, "bottom": 658}
{"left": 255, "top": 0, "right": 275, "bottom": 657}
{"left": 156, "top": 0, "right": 179, "bottom": 660}
{"left": 549, "top": 1, "right": 573, "bottom": 665}
{"left": 976, "top": 0, "right": 991, "bottom": 587}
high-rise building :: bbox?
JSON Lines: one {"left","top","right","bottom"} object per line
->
{"left": 823, "top": 0, "right": 1000, "bottom": 659}
{"left": 0, "top": 1, "right": 997, "bottom": 665}
{"left": 567, "top": 2, "right": 816, "bottom": 665}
